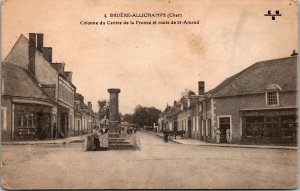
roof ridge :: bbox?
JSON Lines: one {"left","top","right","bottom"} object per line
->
{"left": 4, "top": 34, "right": 28, "bottom": 62}
{"left": 208, "top": 56, "right": 297, "bottom": 97}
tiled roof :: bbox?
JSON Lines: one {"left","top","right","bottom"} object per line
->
{"left": 209, "top": 56, "right": 297, "bottom": 98}
{"left": 1, "top": 61, "right": 52, "bottom": 100}
{"left": 5, "top": 34, "right": 75, "bottom": 87}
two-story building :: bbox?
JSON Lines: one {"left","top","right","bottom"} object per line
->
{"left": 1, "top": 61, "right": 56, "bottom": 141}
{"left": 160, "top": 54, "right": 297, "bottom": 146}
{"left": 203, "top": 55, "right": 297, "bottom": 145}
{"left": 4, "top": 33, "right": 76, "bottom": 140}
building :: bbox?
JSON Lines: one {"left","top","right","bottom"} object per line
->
{"left": 4, "top": 33, "right": 76, "bottom": 140}
{"left": 157, "top": 114, "right": 164, "bottom": 132}
{"left": 1, "top": 62, "right": 56, "bottom": 141}
{"left": 74, "top": 93, "right": 99, "bottom": 135}
{"left": 160, "top": 55, "right": 297, "bottom": 146}
{"left": 202, "top": 55, "right": 297, "bottom": 145}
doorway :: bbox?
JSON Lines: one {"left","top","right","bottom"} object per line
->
{"left": 188, "top": 119, "right": 192, "bottom": 138}
{"left": 37, "top": 113, "right": 51, "bottom": 140}
{"left": 60, "top": 112, "right": 69, "bottom": 138}
{"left": 219, "top": 117, "right": 231, "bottom": 143}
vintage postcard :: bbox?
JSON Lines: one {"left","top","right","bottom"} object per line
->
{"left": 0, "top": 0, "right": 298, "bottom": 189}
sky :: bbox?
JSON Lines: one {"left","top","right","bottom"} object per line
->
{"left": 1, "top": 0, "right": 298, "bottom": 114}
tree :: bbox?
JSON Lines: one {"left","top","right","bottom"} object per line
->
{"left": 131, "top": 105, "right": 162, "bottom": 127}
{"left": 98, "top": 99, "right": 109, "bottom": 119}
{"left": 123, "top": 113, "right": 134, "bottom": 123}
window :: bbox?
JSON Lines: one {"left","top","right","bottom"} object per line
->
{"left": 199, "top": 103, "right": 202, "bottom": 112}
{"left": 245, "top": 116, "right": 264, "bottom": 137}
{"left": 207, "top": 119, "right": 211, "bottom": 137}
{"left": 1, "top": 107, "right": 7, "bottom": 131}
{"left": 244, "top": 108, "right": 297, "bottom": 139}
{"left": 266, "top": 92, "right": 278, "bottom": 105}
{"left": 281, "top": 115, "right": 297, "bottom": 137}
{"left": 265, "top": 84, "right": 281, "bottom": 106}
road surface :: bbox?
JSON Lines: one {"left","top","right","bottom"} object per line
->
{"left": 1, "top": 132, "right": 298, "bottom": 189}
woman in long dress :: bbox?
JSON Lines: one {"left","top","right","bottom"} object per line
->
{"left": 99, "top": 128, "right": 109, "bottom": 151}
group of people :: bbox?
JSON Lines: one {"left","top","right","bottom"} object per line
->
{"left": 84, "top": 126, "right": 109, "bottom": 151}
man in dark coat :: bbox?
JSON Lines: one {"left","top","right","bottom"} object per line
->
{"left": 164, "top": 129, "right": 169, "bottom": 143}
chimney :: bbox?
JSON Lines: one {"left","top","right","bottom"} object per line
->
{"left": 37, "top": 33, "right": 44, "bottom": 52}
{"left": 64, "top": 71, "right": 73, "bottom": 82}
{"left": 28, "top": 33, "right": 36, "bottom": 76}
{"left": 174, "top": 100, "right": 177, "bottom": 106}
{"left": 198, "top": 81, "right": 205, "bottom": 95}
{"left": 51, "top": 63, "right": 65, "bottom": 75}
{"left": 42, "top": 47, "right": 52, "bottom": 63}
{"left": 88, "top": 102, "right": 92, "bottom": 111}
{"left": 291, "top": 50, "right": 298, "bottom": 56}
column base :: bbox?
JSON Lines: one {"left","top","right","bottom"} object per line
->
{"left": 109, "top": 121, "right": 120, "bottom": 134}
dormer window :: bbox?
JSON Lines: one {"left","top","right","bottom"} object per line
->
{"left": 187, "top": 99, "right": 191, "bottom": 107}
{"left": 265, "top": 84, "right": 281, "bottom": 106}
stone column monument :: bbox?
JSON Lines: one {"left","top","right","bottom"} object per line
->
{"left": 108, "top": 88, "right": 121, "bottom": 134}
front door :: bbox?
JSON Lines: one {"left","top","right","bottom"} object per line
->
{"left": 219, "top": 117, "right": 230, "bottom": 143}
{"left": 188, "top": 119, "right": 192, "bottom": 138}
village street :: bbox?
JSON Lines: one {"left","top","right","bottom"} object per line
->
{"left": 1, "top": 132, "right": 298, "bottom": 189}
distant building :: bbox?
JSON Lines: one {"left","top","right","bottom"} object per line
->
{"left": 157, "top": 114, "right": 164, "bottom": 131}
{"left": 74, "top": 93, "right": 99, "bottom": 135}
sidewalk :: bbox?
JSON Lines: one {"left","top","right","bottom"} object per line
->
{"left": 2, "top": 135, "right": 85, "bottom": 145}
{"left": 149, "top": 131, "right": 298, "bottom": 150}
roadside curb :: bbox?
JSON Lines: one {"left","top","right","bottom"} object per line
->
{"left": 2, "top": 137, "right": 85, "bottom": 146}
{"left": 148, "top": 131, "right": 298, "bottom": 150}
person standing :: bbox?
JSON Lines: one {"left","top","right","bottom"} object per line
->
{"left": 100, "top": 128, "right": 109, "bottom": 151}
{"left": 215, "top": 128, "right": 221, "bottom": 144}
{"left": 91, "top": 126, "right": 100, "bottom": 150}
{"left": 226, "top": 128, "right": 231, "bottom": 143}
{"left": 164, "top": 129, "right": 169, "bottom": 143}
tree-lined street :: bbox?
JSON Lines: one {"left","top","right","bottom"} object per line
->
{"left": 1, "top": 132, "right": 297, "bottom": 189}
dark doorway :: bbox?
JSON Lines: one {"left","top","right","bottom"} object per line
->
{"left": 174, "top": 121, "right": 178, "bottom": 132}
{"left": 60, "top": 112, "right": 68, "bottom": 138}
{"left": 37, "top": 113, "right": 51, "bottom": 140}
{"left": 219, "top": 117, "right": 230, "bottom": 143}
{"left": 188, "top": 119, "right": 192, "bottom": 138}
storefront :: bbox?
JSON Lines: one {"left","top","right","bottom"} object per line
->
{"left": 241, "top": 107, "right": 297, "bottom": 145}
{"left": 14, "top": 103, "right": 52, "bottom": 141}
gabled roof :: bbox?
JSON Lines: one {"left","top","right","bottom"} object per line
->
{"left": 1, "top": 61, "right": 53, "bottom": 101}
{"left": 5, "top": 34, "right": 75, "bottom": 87}
{"left": 4, "top": 34, "right": 29, "bottom": 69}
{"left": 209, "top": 56, "right": 297, "bottom": 98}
